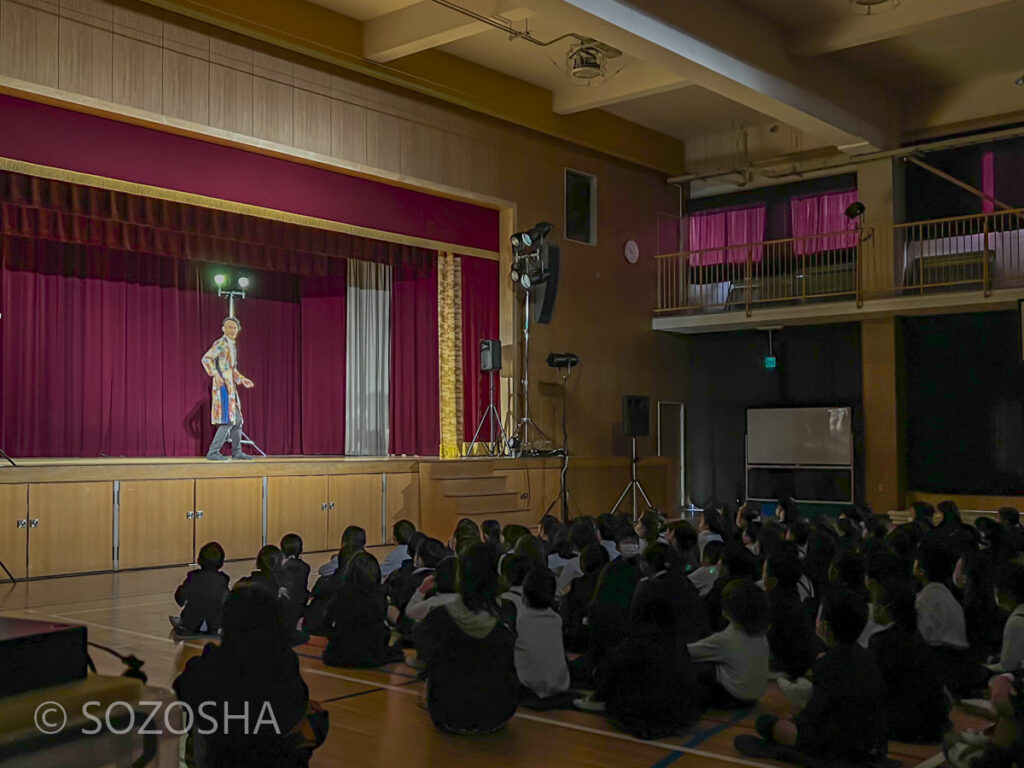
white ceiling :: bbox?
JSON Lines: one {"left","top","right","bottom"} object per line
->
{"left": 603, "top": 87, "right": 774, "bottom": 142}
{"left": 310, "top": 0, "right": 420, "bottom": 21}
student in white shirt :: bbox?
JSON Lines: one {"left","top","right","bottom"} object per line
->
{"left": 380, "top": 519, "right": 416, "bottom": 580}
{"left": 404, "top": 556, "right": 459, "bottom": 622}
{"left": 688, "top": 540, "right": 725, "bottom": 597}
{"left": 500, "top": 554, "right": 532, "bottom": 621}
{"left": 697, "top": 509, "right": 726, "bottom": 559}
{"left": 515, "top": 568, "right": 570, "bottom": 699}
{"left": 688, "top": 579, "right": 770, "bottom": 708}
{"left": 992, "top": 561, "right": 1024, "bottom": 674}
{"left": 914, "top": 546, "right": 969, "bottom": 651}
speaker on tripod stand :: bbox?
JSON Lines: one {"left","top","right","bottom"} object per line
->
{"left": 611, "top": 395, "right": 653, "bottom": 519}
{"left": 465, "top": 339, "right": 508, "bottom": 456}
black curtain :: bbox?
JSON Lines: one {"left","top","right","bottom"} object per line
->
{"left": 685, "top": 323, "right": 864, "bottom": 508}
{"left": 904, "top": 311, "right": 1024, "bottom": 494}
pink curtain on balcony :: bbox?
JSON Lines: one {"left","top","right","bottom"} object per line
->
{"left": 688, "top": 205, "right": 765, "bottom": 266}
{"left": 791, "top": 190, "right": 858, "bottom": 254}
{"left": 688, "top": 211, "right": 726, "bottom": 266}
{"left": 725, "top": 206, "right": 766, "bottom": 264}
{"left": 982, "top": 151, "right": 995, "bottom": 214}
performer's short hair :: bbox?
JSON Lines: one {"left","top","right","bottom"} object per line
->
{"left": 222, "top": 316, "right": 241, "bottom": 330}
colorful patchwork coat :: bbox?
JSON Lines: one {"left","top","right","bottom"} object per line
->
{"left": 201, "top": 336, "right": 245, "bottom": 425}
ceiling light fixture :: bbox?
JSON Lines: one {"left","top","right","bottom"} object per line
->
{"left": 848, "top": 0, "right": 901, "bottom": 14}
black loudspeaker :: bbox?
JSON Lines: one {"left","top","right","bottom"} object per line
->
{"left": 622, "top": 395, "right": 650, "bottom": 437}
{"left": 480, "top": 339, "right": 502, "bottom": 372}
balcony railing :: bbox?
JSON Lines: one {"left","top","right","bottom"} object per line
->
{"left": 655, "top": 209, "right": 1024, "bottom": 316}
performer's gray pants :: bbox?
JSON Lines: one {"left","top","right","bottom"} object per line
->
{"left": 207, "top": 420, "right": 242, "bottom": 457}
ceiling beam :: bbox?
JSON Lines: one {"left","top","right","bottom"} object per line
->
{"left": 527, "top": 0, "right": 898, "bottom": 151}
{"left": 365, "top": 0, "right": 534, "bottom": 63}
{"left": 789, "top": 0, "right": 1014, "bottom": 57}
{"left": 552, "top": 64, "right": 689, "bottom": 114}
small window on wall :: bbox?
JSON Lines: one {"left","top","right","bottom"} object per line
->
{"left": 565, "top": 169, "right": 597, "bottom": 245}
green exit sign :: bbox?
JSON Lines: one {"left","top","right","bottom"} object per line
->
{"left": 764, "top": 356, "right": 777, "bottom": 370}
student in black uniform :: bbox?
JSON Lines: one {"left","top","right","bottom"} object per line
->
{"left": 322, "top": 552, "right": 403, "bottom": 667}
{"left": 561, "top": 543, "right": 609, "bottom": 653}
{"left": 764, "top": 547, "right": 820, "bottom": 680}
{"left": 279, "top": 534, "right": 310, "bottom": 641}
{"left": 739, "top": 588, "right": 888, "bottom": 765}
{"left": 868, "top": 578, "right": 950, "bottom": 743}
{"left": 173, "top": 541, "right": 229, "bottom": 635}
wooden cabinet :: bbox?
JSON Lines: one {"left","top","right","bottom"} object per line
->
{"left": 28, "top": 482, "right": 113, "bottom": 577}
{"left": 385, "top": 473, "right": 420, "bottom": 533}
{"left": 0, "top": 484, "right": 28, "bottom": 580}
{"left": 267, "top": 476, "right": 330, "bottom": 553}
{"left": 118, "top": 480, "right": 195, "bottom": 569}
{"left": 328, "top": 475, "right": 383, "bottom": 548}
{"left": 195, "top": 478, "right": 263, "bottom": 561}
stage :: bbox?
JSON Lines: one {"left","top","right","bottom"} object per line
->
{"left": 0, "top": 454, "right": 671, "bottom": 581}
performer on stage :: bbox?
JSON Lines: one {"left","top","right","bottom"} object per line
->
{"left": 202, "top": 317, "right": 255, "bottom": 461}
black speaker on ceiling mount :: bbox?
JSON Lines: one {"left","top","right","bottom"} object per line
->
{"left": 622, "top": 395, "right": 650, "bottom": 438}
{"left": 480, "top": 339, "right": 502, "bottom": 372}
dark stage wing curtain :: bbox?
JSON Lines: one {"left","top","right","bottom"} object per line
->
{"left": 461, "top": 256, "right": 500, "bottom": 441}
{"left": 301, "top": 273, "right": 347, "bottom": 455}
{"left": 0, "top": 239, "right": 302, "bottom": 456}
{"left": 390, "top": 259, "right": 440, "bottom": 456}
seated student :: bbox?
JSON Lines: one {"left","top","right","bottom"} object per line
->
{"left": 958, "top": 548, "right": 1004, "bottom": 665}
{"left": 515, "top": 568, "right": 571, "bottom": 700}
{"left": 561, "top": 543, "right": 609, "bottom": 653}
{"left": 914, "top": 545, "right": 970, "bottom": 676}
{"left": 742, "top": 520, "right": 763, "bottom": 560}
{"left": 322, "top": 552, "right": 403, "bottom": 668}
{"left": 174, "top": 584, "right": 327, "bottom": 768}
{"left": 383, "top": 531, "right": 426, "bottom": 599}
{"left": 868, "top": 578, "right": 950, "bottom": 743}
{"left": 596, "top": 514, "right": 622, "bottom": 563}
{"left": 689, "top": 579, "right": 769, "bottom": 709}
{"left": 584, "top": 595, "right": 705, "bottom": 740}
{"left": 481, "top": 520, "right": 503, "bottom": 557}
{"left": 555, "top": 519, "right": 600, "bottom": 595}
{"left": 452, "top": 518, "right": 482, "bottom": 558}
{"left": 861, "top": 549, "right": 906, "bottom": 648}
{"left": 688, "top": 540, "right": 724, "bottom": 597}
{"left": 697, "top": 509, "right": 726, "bottom": 559}
{"left": 279, "top": 534, "right": 310, "bottom": 642}
{"left": 317, "top": 525, "right": 368, "bottom": 578}
{"left": 173, "top": 541, "right": 230, "bottom": 635}
{"left": 405, "top": 556, "right": 459, "bottom": 622}
{"left": 992, "top": 560, "right": 1024, "bottom": 673}
{"left": 381, "top": 519, "right": 416, "bottom": 580}
{"left": 740, "top": 589, "right": 887, "bottom": 765}
{"left": 390, "top": 537, "right": 447, "bottom": 612}
{"left": 634, "top": 511, "right": 663, "bottom": 554}
{"left": 829, "top": 549, "right": 870, "bottom": 602}
{"left": 540, "top": 518, "right": 574, "bottom": 574}
{"left": 667, "top": 520, "right": 700, "bottom": 574}
{"left": 705, "top": 542, "right": 760, "bottom": 632}
{"left": 241, "top": 545, "right": 287, "bottom": 601}
{"left": 999, "top": 506, "right": 1024, "bottom": 561}
{"left": 414, "top": 543, "right": 518, "bottom": 734}
{"left": 499, "top": 554, "right": 533, "bottom": 623}
{"left": 632, "top": 542, "right": 710, "bottom": 643}
{"left": 585, "top": 529, "right": 644, "bottom": 667}
{"left": 501, "top": 524, "right": 532, "bottom": 554}
{"left": 764, "top": 547, "right": 821, "bottom": 680}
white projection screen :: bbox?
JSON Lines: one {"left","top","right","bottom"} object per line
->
{"left": 747, "top": 407, "right": 852, "bottom": 466}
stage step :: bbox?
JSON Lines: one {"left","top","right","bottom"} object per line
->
{"left": 424, "top": 460, "right": 495, "bottom": 480}
{"left": 441, "top": 477, "right": 508, "bottom": 496}
{"left": 455, "top": 492, "right": 525, "bottom": 515}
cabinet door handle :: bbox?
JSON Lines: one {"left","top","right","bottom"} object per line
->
{"left": 16, "top": 519, "right": 26, "bottom": 529}
{"left": 187, "top": 511, "right": 195, "bottom": 520}
{"left": 29, "top": 519, "right": 39, "bottom": 528}
{"left": 196, "top": 510, "right": 204, "bottom": 519}
{"left": 329, "top": 502, "right": 336, "bottom": 510}
{"left": 321, "top": 503, "right": 328, "bottom": 511}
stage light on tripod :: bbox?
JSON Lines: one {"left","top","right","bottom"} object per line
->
{"left": 237, "top": 276, "right": 250, "bottom": 289}
{"left": 214, "top": 274, "right": 226, "bottom": 287}
{"left": 510, "top": 266, "right": 521, "bottom": 284}
{"left": 520, "top": 273, "right": 532, "bottom": 289}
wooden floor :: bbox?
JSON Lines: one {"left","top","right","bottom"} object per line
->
{"left": 0, "top": 558, "right": 982, "bottom": 768}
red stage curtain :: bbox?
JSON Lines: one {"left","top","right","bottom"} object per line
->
{"left": 389, "top": 260, "right": 440, "bottom": 456}
{"left": 0, "top": 237, "right": 302, "bottom": 457}
{"left": 461, "top": 257, "right": 500, "bottom": 441}
{"left": 0, "top": 171, "right": 432, "bottom": 276}
{"left": 301, "top": 273, "right": 347, "bottom": 455}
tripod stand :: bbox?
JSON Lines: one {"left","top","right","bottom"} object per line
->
{"left": 0, "top": 447, "right": 15, "bottom": 467}
{"left": 509, "top": 290, "right": 552, "bottom": 454}
{"left": 611, "top": 436, "right": 653, "bottom": 520}
{"left": 466, "top": 369, "right": 508, "bottom": 457}
{"left": 239, "top": 430, "right": 266, "bottom": 457}
{"left": 544, "top": 360, "right": 574, "bottom": 523}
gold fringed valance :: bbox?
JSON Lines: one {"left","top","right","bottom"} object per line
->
{"left": 438, "top": 253, "right": 463, "bottom": 458}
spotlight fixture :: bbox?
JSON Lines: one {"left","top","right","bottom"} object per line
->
{"left": 848, "top": 0, "right": 901, "bottom": 14}
{"left": 510, "top": 221, "right": 553, "bottom": 255}
{"left": 520, "top": 273, "right": 532, "bottom": 289}
{"left": 237, "top": 276, "right": 250, "bottom": 289}
{"left": 214, "top": 274, "right": 226, "bottom": 286}
{"left": 845, "top": 201, "right": 866, "bottom": 220}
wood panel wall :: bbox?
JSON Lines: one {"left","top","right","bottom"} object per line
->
{"left": 0, "top": 0, "right": 689, "bottom": 461}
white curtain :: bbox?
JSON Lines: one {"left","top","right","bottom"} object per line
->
{"left": 346, "top": 261, "right": 391, "bottom": 455}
